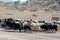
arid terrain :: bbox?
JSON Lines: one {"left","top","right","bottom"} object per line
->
{"left": 0, "top": 0, "right": 60, "bottom": 21}
{"left": 0, "top": 28, "right": 60, "bottom": 40}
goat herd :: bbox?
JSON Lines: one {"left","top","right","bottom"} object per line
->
{"left": 0, "top": 18, "right": 59, "bottom": 32}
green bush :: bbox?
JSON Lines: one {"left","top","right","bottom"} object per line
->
{"left": 14, "top": 0, "right": 20, "bottom": 5}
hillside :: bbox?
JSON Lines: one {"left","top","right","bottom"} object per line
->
{"left": 27, "top": 0, "right": 60, "bottom": 11}
{"left": 0, "top": 0, "right": 60, "bottom": 12}
{"left": 0, "top": 0, "right": 60, "bottom": 21}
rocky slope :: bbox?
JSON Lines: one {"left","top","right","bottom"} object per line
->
{"left": 0, "top": 0, "right": 60, "bottom": 12}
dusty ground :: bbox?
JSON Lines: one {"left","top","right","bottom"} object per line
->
{"left": 0, "top": 28, "right": 60, "bottom": 40}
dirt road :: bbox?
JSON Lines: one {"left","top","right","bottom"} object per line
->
{"left": 0, "top": 28, "right": 60, "bottom": 40}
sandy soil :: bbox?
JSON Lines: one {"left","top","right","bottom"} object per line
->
{"left": 0, "top": 28, "right": 60, "bottom": 40}
{"left": 0, "top": 7, "right": 60, "bottom": 21}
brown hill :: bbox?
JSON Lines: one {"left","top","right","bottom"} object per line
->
{"left": 0, "top": 1, "right": 60, "bottom": 21}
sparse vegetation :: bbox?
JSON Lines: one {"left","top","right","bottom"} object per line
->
{"left": 0, "top": 0, "right": 60, "bottom": 12}
{"left": 14, "top": 0, "right": 20, "bottom": 5}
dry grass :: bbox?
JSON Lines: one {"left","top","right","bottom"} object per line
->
{"left": 0, "top": 8, "right": 60, "bottom": 21}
